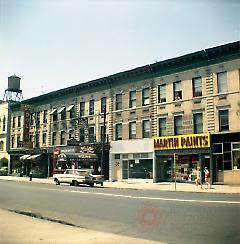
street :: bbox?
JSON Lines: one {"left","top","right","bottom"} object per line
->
{"left": 0, "top": 180, "right": 239, "bottom": 244}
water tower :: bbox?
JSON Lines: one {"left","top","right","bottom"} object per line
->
{"left": 3, "top": 75, "right": 23, "bottom": 102}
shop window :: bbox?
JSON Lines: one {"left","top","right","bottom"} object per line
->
{"left": 133, "top": 153, "right": 141, "bottom": 158}
{"left": 174, "top": 116, "right": 183, "bottom": 135}
{"left": 122, "top": 154, "right": 128, "bottom": 159}
{"left": 213, "top": 143, "right": 223, "bottom": 154}
{"left": 192, "top": 77, "right": 202, "bottom": 97}
{"left": 115, "top": 123, "right": 122, "bottom": 140}
{"left": 159, "top": 118, "right": 167, "bottom": 136}
{"left": 233, "top": 143, "right": 240, "bottom": 169}
{"left": 142, "top": 120, "right": 150, "bottom": 138}
{"left": 18, "top": 115, "right": 21, "bottom": 128}
{"left": 141, "top": 153, "right": 150, "bottom": 159}
{"left": 52, "top": 132, "right": 56, "bottom": 145}
{"left": 173, "top": 81, "right": 182, "bottom": 100}
{"left": 129, "top": 121, "right": 136, "bottom": 139}
{"left": 193, "top": 113, "right": 203, "bottom": 134}
{"left": 217, "top": 71, "right": 227, "bottom": 93}
{"left": 89, "top": 100, "right": 94, "bottom": 115}
{"left": 101, "top": 97, "right": 106, "bottom": 113}
{"left": 114, "top": 154, "right": 120, "bottom": 159}
{"left": 115, "top": 94, "right": 122, "bottom": 110}
{"left": 128, "top": 159, "right": 153, "bottom": 179}
{"left": 219, "top": 109, "right": 229, "bottom": 131}
{"left": 142, "top": 87, "right": 150, "bottom": 106}
{"left": 129, "top": 90, "right": 136, "bottom": 108}
{"left": 80, "top": 102, "right": 85, "bottom": 117}
{"left": 79, "top": 128, "right": 85, "bottom": 143}
{"left": 158, "top": 84, "right": 166, "bottom": 103}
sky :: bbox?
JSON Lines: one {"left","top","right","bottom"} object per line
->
{"left": 0, "top": 0, "right": 239, "bottom": 100}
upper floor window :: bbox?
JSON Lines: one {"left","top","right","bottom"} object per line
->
{"left": 2, "top": 116, "right": 6, "bottom": 131}
{"left": 58, "top": 107, "right": 66, "bottom": 121}
{"left": 217, "top": 72, "right": 227, "bottom": 93}
{"left": 142, "top": 88, "right": 150, "bottom": 106}
{"left": 30, "top": 113, "right": 35, "bottom": 125}
{"left": 129, "top": 90, "right": 136, "bottom": 108}
{"left": 18, "top": 115, "right": 21, "bottom": 127}
{"left": 80, "top": 102, "right": 85, "bottom": 117}
{"left": 79, "top": 128, "right": 85, "bottom": 143}
{"left": 193, "top": 113, "right": 203, "bottom": 134}
{"left": 36, "top": 112, "right": 41, "bottom": 126}
{"left": 0, "top": 141, "right": 4, "bottom": 151}
{"left": 174, "top": 115, "right": 183, "bottom": 135}
{"left": 142, "top": 120, "right": 150, "bottom": 138}
{"left": 11, "top": 136, "right": 14, "bottom": 148}
{"left": 89, "top": 100, "right": 94, "bottom": 115}
{"left": 49, "top": 108, "right": 57, "bottom": 122}
{"left": 129, "top": 121, "right": 136, "bottom": 139}
{"left": 52, "top": 132, "right": 57, "bottom": 145}
{"left": 219, "top": 109, "right": 229, "bottom": 131}
{"left": 12, "top": 117, "right": 16, "bottom": 128}
{"left": 43, "top": 110, "right": 48, "bottom": 124}
{"left": 60, "top": 131, "right": 66, "bottom": 145}
{"left": 115, "top": 94, "right": 122, "bottom": 110}
{"left": 67, "top": 105, "right": 75, "bottom": 119}
{"left": 192, "top": 77, "right": 202, "bottom": 97}
{"left": 88, "top": 127, "right": 95, "bottom": 143}
{"left": 69, "top": 129, "right": 74, "bottom": 140}
{"left": 35, "top": 133, "right": 40, "bottom": 147}
{"left": 158, "top": 84, "right": 166, "bottom": 103}
{"left": 159, "top": 118, "right": 167, "bottom": 136}
{"left": 115, "top": 123, "right": 122, "bottom": 140}
{"left": 173, "top": 81, "right": 182, "bottom": 100}
{"left": 42, "top": 132, "right": 47, "bottom": 145}
{"left": 17, "top": 136, "right": 21, "bottom": 148}
{"left": 101, "top": 97, "right": 106, "bottom": 113}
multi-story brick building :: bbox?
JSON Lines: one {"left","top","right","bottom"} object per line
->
{"left": 8, "top": 41, "right": 240, "bottom": 184}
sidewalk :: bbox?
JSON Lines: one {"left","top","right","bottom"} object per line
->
{"left": 0, "top": 209, "right": 162, "bottom": 244}
{"left": 0, "top": 175, "right": 239, "bottom": 193}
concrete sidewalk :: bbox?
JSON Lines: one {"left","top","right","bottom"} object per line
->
{"left": 0, "top": 175, "right": 239, "bottom": 193}
{"left": 0, "top": 209, "right": 162, "bottom": 244}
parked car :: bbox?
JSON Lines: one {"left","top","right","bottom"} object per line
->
{"left": 0, "top": 167, "right": 8, "bottom": 176}
{"left": 53, "top": 169, "right": 104, "bottom": 187}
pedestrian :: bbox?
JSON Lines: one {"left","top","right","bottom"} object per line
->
{"left": 204, "top": 167, "right": 211, "bottom": 189}
{"left": 195, "top": 167, "right": 202, "bottom": 189}
{"left": 29, "top": 171, "right": 33, "bottom": 181}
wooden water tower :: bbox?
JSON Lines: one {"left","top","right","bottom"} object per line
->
{"left": 3, "top": 75, "right": 23, "bottom": 102}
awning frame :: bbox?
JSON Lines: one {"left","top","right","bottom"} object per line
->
{"left": 66, "top": 104, "right": 74, "bottom": 112}
{"left": 49, "top": 108, "right": 57, "bottom": 115}
{"left": 58, "top": 106, "right": 66, "bottom": 114}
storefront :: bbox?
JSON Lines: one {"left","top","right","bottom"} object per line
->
{"left": 110, "top": 139, "right": 154, "bottom": 181}
{"left": 153, "top": 133, "right": 211, "bottom": 183}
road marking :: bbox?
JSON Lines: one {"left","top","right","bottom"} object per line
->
{"left": 39, "top": 187, "right": 240, "bottom": 205}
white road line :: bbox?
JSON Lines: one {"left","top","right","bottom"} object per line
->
{"left": 39, "top": 187, "right": 240, "bottom": 205}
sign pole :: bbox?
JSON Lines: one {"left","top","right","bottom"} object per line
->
{"left": 174, "top": 153, "right": 176, "bottom": 191}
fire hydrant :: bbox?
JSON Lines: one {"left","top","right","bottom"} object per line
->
{"left": 29, "top": 171, "right": 33, "bottom": 181}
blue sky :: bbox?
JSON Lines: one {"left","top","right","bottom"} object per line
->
{"left": 0, "top": 0, "right": 239, "bottom": 99}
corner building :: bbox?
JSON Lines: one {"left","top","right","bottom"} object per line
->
{"left": 8, "top": 41, "right": 240, "bottom": 184}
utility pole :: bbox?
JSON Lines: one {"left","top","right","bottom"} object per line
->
{"left": 101, "top": 108, "right": 106, "bottom": 178}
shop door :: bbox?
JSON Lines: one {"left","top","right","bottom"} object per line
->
{"left": 122, "top": 160, "right": 129, "bottom": 179}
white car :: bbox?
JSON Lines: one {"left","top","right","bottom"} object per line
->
{"left": 53, "top": 169, "right": 104, "bottom": 187}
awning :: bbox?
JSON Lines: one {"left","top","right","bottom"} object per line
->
{"left": 27, "top": 154, "right": 41, "bottom": 160}
{"left": 66, "top": 104, "right": 74, "bottom": 112}
{"left": 57, "top": 153, "right": 98, "bottom": 161}
{"left": 49, "top": 108, "right": 57, "bottom": 115}
{"left": 19, "top": 155, "right": 31, "bottom": 160}
{"left": 58, "top": 106, "right": 66, "bottom": 114}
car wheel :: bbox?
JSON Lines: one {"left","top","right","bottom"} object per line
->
{"left": 89, "top": 183, "right": 94, "bottom": 187}
{"left": 55, "top": 179, "right": 60, "bottom": 185}
{"left": 100, "top": 182, "right": 103, "bottom": 186}
{"left": 73, "top": 180, "right": 79, "bottom": 186}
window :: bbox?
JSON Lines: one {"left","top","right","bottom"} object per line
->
{"left": 35, "top": 133, "right": 40, "bottom": 147}
{"left": 2, "top": 116, "right": 6, "bottom": 131}
{"left": 101, "top": 97, "right": 106, "bottom": 113}
{"left": 142, "top": 120, "right": 150, "bottom": 138}
{"left": 79, "top": 128, "right": 85, "bottom": 143}
{"left": 36, "top": 112, "right": 40, "bottom": 127}
{"left": 88, "top": 127, "right": 95, "bottom": 143}
{"left": 60, "top": 131, "right": 66, "bottom": 145}
{"left": 18, "top": 116, "right": 21, "bottom": 127}
{"left": 52, "top": 132, "right": 57, "bottom": 145}
{"left": 69, "top": 107, "right": 75, "bottom": 119}
{"left": 219, "top": 110, "right": 229, "bottom": 131}
{"left": 69, "top": 129, "right": 74, "bottom": 139}
{"left": 89, "top": 100, "right": 94, "bottom": 115}
{"left": 142, "top": 88, "right": 150, "bottom": 106}
{"left": 193, "top": 113, "right": 203, "bottom": 134}
{"left": 173, "top": 81, "right": 182, "bottom": 100}
{"left": 129, "top": 121, "right": 136, "bottom": 139}
{"left": 192, "top": 77, "right": 202, "bottom": 97}
{"left": 158, "top": 84, "right": 166, "bottom": 103}
{"left": 115, "top": 123, "right": 122, "bottom": 140}
{"left": 17, "top": 136, "right": 21, "bottom": 148}
{"left": 42, "top": 132, "right": 47, "bottom": 145}
{"left": 0, "top": 141, "right": 3, "bottom": 151}
{"left": 12, "top": 117, "right": 16, "bottom": 128}
{"left": 51, "top": 110, "right": 57, "bottom": 122}
{"left": 100, "top": 126, "right": 104, "bottom": 142}
{"left": 80, "top": 102, "right": 85, "bottom": 117}
{"left": 11, "top": 136, "right": 14, "bottom": 148}
{"left": 174, "top": 116, "right": 183, "bottom": 135}
{"left": 159, "top": 118, "right": 167, "bottom": 136}
{"left": 217, "top": 72, "right": 227, "bottom": 93}
{"left": 129, "top": 91, "right": 136, "bottom": 108}
{"left": 115, "top": 94, "right": 122, "bottom": 110}
{"left": 30, "top": 113, "right": 35, "bottom": 125}
{"left": 59, "top": 108, "right": 66, "bottom": 121}
{"left": 43, "top": 110, "right": 48, "bottom": 123}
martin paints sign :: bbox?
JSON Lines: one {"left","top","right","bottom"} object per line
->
{"left": 153, "top": 133, "right": 210, "bottom": 150}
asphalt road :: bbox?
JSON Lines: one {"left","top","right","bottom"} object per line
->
{"left": 0, "top": 180, "right": 239, "bottom": 244}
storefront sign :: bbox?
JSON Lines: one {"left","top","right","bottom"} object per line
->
{"left": 23, "top": 105, "right": 31, "bottom": 144}
{"left": 153, "top": 133, "right": 210, "bottom": 150}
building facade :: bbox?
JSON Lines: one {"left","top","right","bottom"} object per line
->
{"left": 8, "top": 41, "right": 240, "bottom": 184}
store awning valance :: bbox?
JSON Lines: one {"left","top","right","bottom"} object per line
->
{"left": 49, "top": 108, "right": 57, "bottom": 115}
{"left": 57, "top": 153, "right": 98, "bottom": 161}
{"left": 66, "top": 105, "right": 74, "bottom": 112}
{"left": 27, "top": 154, "right": 41, "bottom": 160}
{"left": 58, "top": 106, "right": 66, "bottom": 114}
{"left": 20, "top": 155, "right": 31, "bottom": 160}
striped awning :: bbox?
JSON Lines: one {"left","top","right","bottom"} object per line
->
{"left": 49, "top": 108, "right": 57, "bottom": 115}
{"left": 66, "top": 104, "right": 74, "bottom": 112}
{"left": 58, "top": 107, "right": 66, "bottom": 114}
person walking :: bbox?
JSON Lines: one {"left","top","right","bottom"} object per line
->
{"left": 204, "top": 167, "right": 211, "bottom": 189}
{"left": 195, "top": 167, "right": 202, "bottom": 189}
